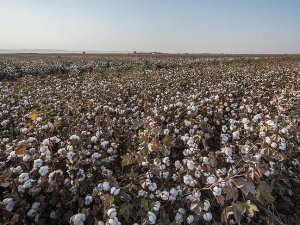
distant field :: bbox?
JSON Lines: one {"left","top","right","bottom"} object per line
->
{"left": 0, "top": 55, "right": 299, "bottom": 225}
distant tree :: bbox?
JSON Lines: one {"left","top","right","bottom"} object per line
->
{"left": 133, "top": 51, "right": 137, "bottom": 54}
{"left": 83, "top": 51, "right": 86, "bottom": 54}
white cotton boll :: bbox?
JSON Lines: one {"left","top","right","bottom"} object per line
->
{"left": 32, "top": 202, "right": 40, "bottom": 210}
{"left": 206, "top": 176, "right": 216, "bottom": 185}
{"left": 183, "top": 174, "right": 197, "bottom": 187}
{"left": 39, "top": 145, "right": 49, "bottom": 153}
{"left": 102, "top": 182, "right": 110, "bottom": 191}
{"left": 71, "top": 213, "right": 86, "bottom": 225}
{"left": 186, "top": 160, "right": 195, "bottom": 171}
{"left": 281, "top": 128, "right": 288, "bottom": 134}
{"left": 2, "top": 198, "right": 14, "bottom": 212}
{"left": 92, "top": 152, "right": 101, "bottom": 159}
{"left": 232, "top": 131, "right": 240, "bottom": 140}
{"left": 265, "top": 137, "right": 272, "bottom": 144}
{"left": 222, "top": 125, "right": 228, "bottom": 132}
{"left": 110, "top": 187, "right": 120, "bottom": 195}
{"left": 213, "top": 186, "right": 222, "bottom": 196}
{"left": 153, "top": 201, "right": 161, "bottom": 211}
{"left": 23, "top": 179, "right": 32, "bottom": 188}
{"left": 107, "top": 208, "right": 117, "bottom": 218}
{"left": 107, "top": 147, "right": 114, "bottom": 154}
{"left": 223, "top": 147, "right": 233, "bottom": 157}
{"left": 85, "top": 195, "right": 93, "bottom": 205}
{"left": 39, "top": 166, "right": 49, "bottom": 176}
{"left": 279, "top": 142, "right": 287, "bottom": 151}
{"left": 259, "top": 131, "right": 266, "bottom": 137}
{"left": 187, "top": 215, "right": 194, "bottom": 224}
{"left": 175, "top": 128, "right": 179, "bottom": 134}
{"left": 42, "top": 139, "right": 50, "bottom": 146}
{"left": 148, "top": 182, "right": 157, "bottom": 192}
{"left": 175, "top": 213, "right": 184, "bottom": 223}
{"left": 34, "top": 159, "right": 43, "bottom": 168}
{"left": 148, "top": 211, "right": 156, "bottom": 224}
{"left": 204, "top": 200, "right": 211, "bottom": 211}
{"left": 175, "top": 160, "right": 182, "bottom": 169}
{"left": 27, "top": 208, "right": 37, "bottom": 217}
{"left": 292, "top": 159, "right": 299, "bottom": 166}
{"left": 97, "top": 221, "right": 104, "bottom": 225}
{"left": 107, "top": 218, "right": 121, "bottom": 225}
{"left": 69, "top": 135, "right": 80, "bottom": 141}
{"left": 160, "top": 191, "right": 170, "bottom": 201}
{"left": 162, "top": 157, "right": 170, "bottom": 166}
{"left": 203, "top": 212, "right": 212, "bottom": 221}
{"left": 202, "top": 156, "right": 209, "bottom": 165}
{"left": 164, "top": 129, "right": 170, "bottom": 135}
{"left": 23, "top": 154, "right": 30, "bottom": 162}
{"left": 242, "top": 118, "right": 250, "bottom": 125}
{"left": 271, "top": 142, "right": 277, "bottom": 148}
{"left": 91, "top": 136, "right": 98, "bottom": 143}
{"left": 18, "top": 173, "right": 29, "bottom": 183}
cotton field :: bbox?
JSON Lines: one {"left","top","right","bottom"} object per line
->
{"left": 0, "top": 55, "right": 300, "bottom": 225}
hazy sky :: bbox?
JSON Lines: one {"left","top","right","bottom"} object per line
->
{"left": 0, "top": 0, "right": 299, "bottom": 53}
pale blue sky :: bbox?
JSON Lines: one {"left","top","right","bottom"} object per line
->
{"left": 0, "top": 0, "right": 299, "bottom": 53}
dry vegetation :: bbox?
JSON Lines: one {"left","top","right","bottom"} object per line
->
{"left": 0, "top": 55, "right": 300, "bottom": 225}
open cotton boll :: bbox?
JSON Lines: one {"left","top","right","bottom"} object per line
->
{"left": 70, "top": 213, "right": 86, "bottom": 225}
{"left": 206, "top": 176, "right": 216, "bottom": 185}
{"left": 204, "top": 200, "right": 211, "bottom": 211}
{"left": 69, "top": 135, "right": 80, "bottom": 141}
{"left": 212, "top": 186, "right": 222, "bottom": 196}
{"left": 107, "top": 208, "right": 117, "bottom": 218}
{"left": 2, "top": 198, "right": 14, "bottom": 212}
{"left": 84, "top": 195, "right": 93, "bottom": 205}
{"left": 153, "top": 201, "right": 161, "bottom": 211}
{"left": 39, "top": 166, "right": 49, "bottom": 176}
{"left": 18, "top": 173, "right": 29, "bottom": 183}
{"left": 110, "top": 187, "right": 120, "bottom": 195}
{"left": 203, "top": 212, "right": 212, "bottom": 221}
{"left": 147, "top": 211, "right": 157, "bottom": 224}
{"left": 187, "top": 215, "right": 194, "bottom": 224}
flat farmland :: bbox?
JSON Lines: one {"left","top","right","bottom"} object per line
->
{"left": 0, "top": 55, "right": 299, "bottom": 225}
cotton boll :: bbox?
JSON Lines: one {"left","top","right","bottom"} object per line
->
{"left": 18, "top": 173, "right": 29, "bottom": 183}
{"left": 147, "top": 211, "right": 156, "bottom": 224}
{"left": 212, "top": 186, "right": 222, "bottom": 196}
{"left": 39, "top": 166, "right": 49, "bottom": 176}
{"left": 70, "top": 213, "right": 86, "bottom": 225}
{"left": 33, "top": 158, "right": 43, "bottom": 168}
{"left": 203, "top": 200, "right": 211, "bottom": 211}
{"left": 203, "top": 212, "right": 212, "bottom": 221}
{"left": 187, "top": 215, "right": 194, "bottom": 224}
{"left": 107, "top": 208, "right": 117, "bottom": 218}
{"left": 85, "top": 195, "right": 93, "bottom": 205}
{"left": 206, "top": 176, "right": 216, "bottom": 185}
{"left": 153, "top": 201, "right": 161, "bottom": 211}
{"left": 110, "top": 187, "right": 120, "bottom": 195}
